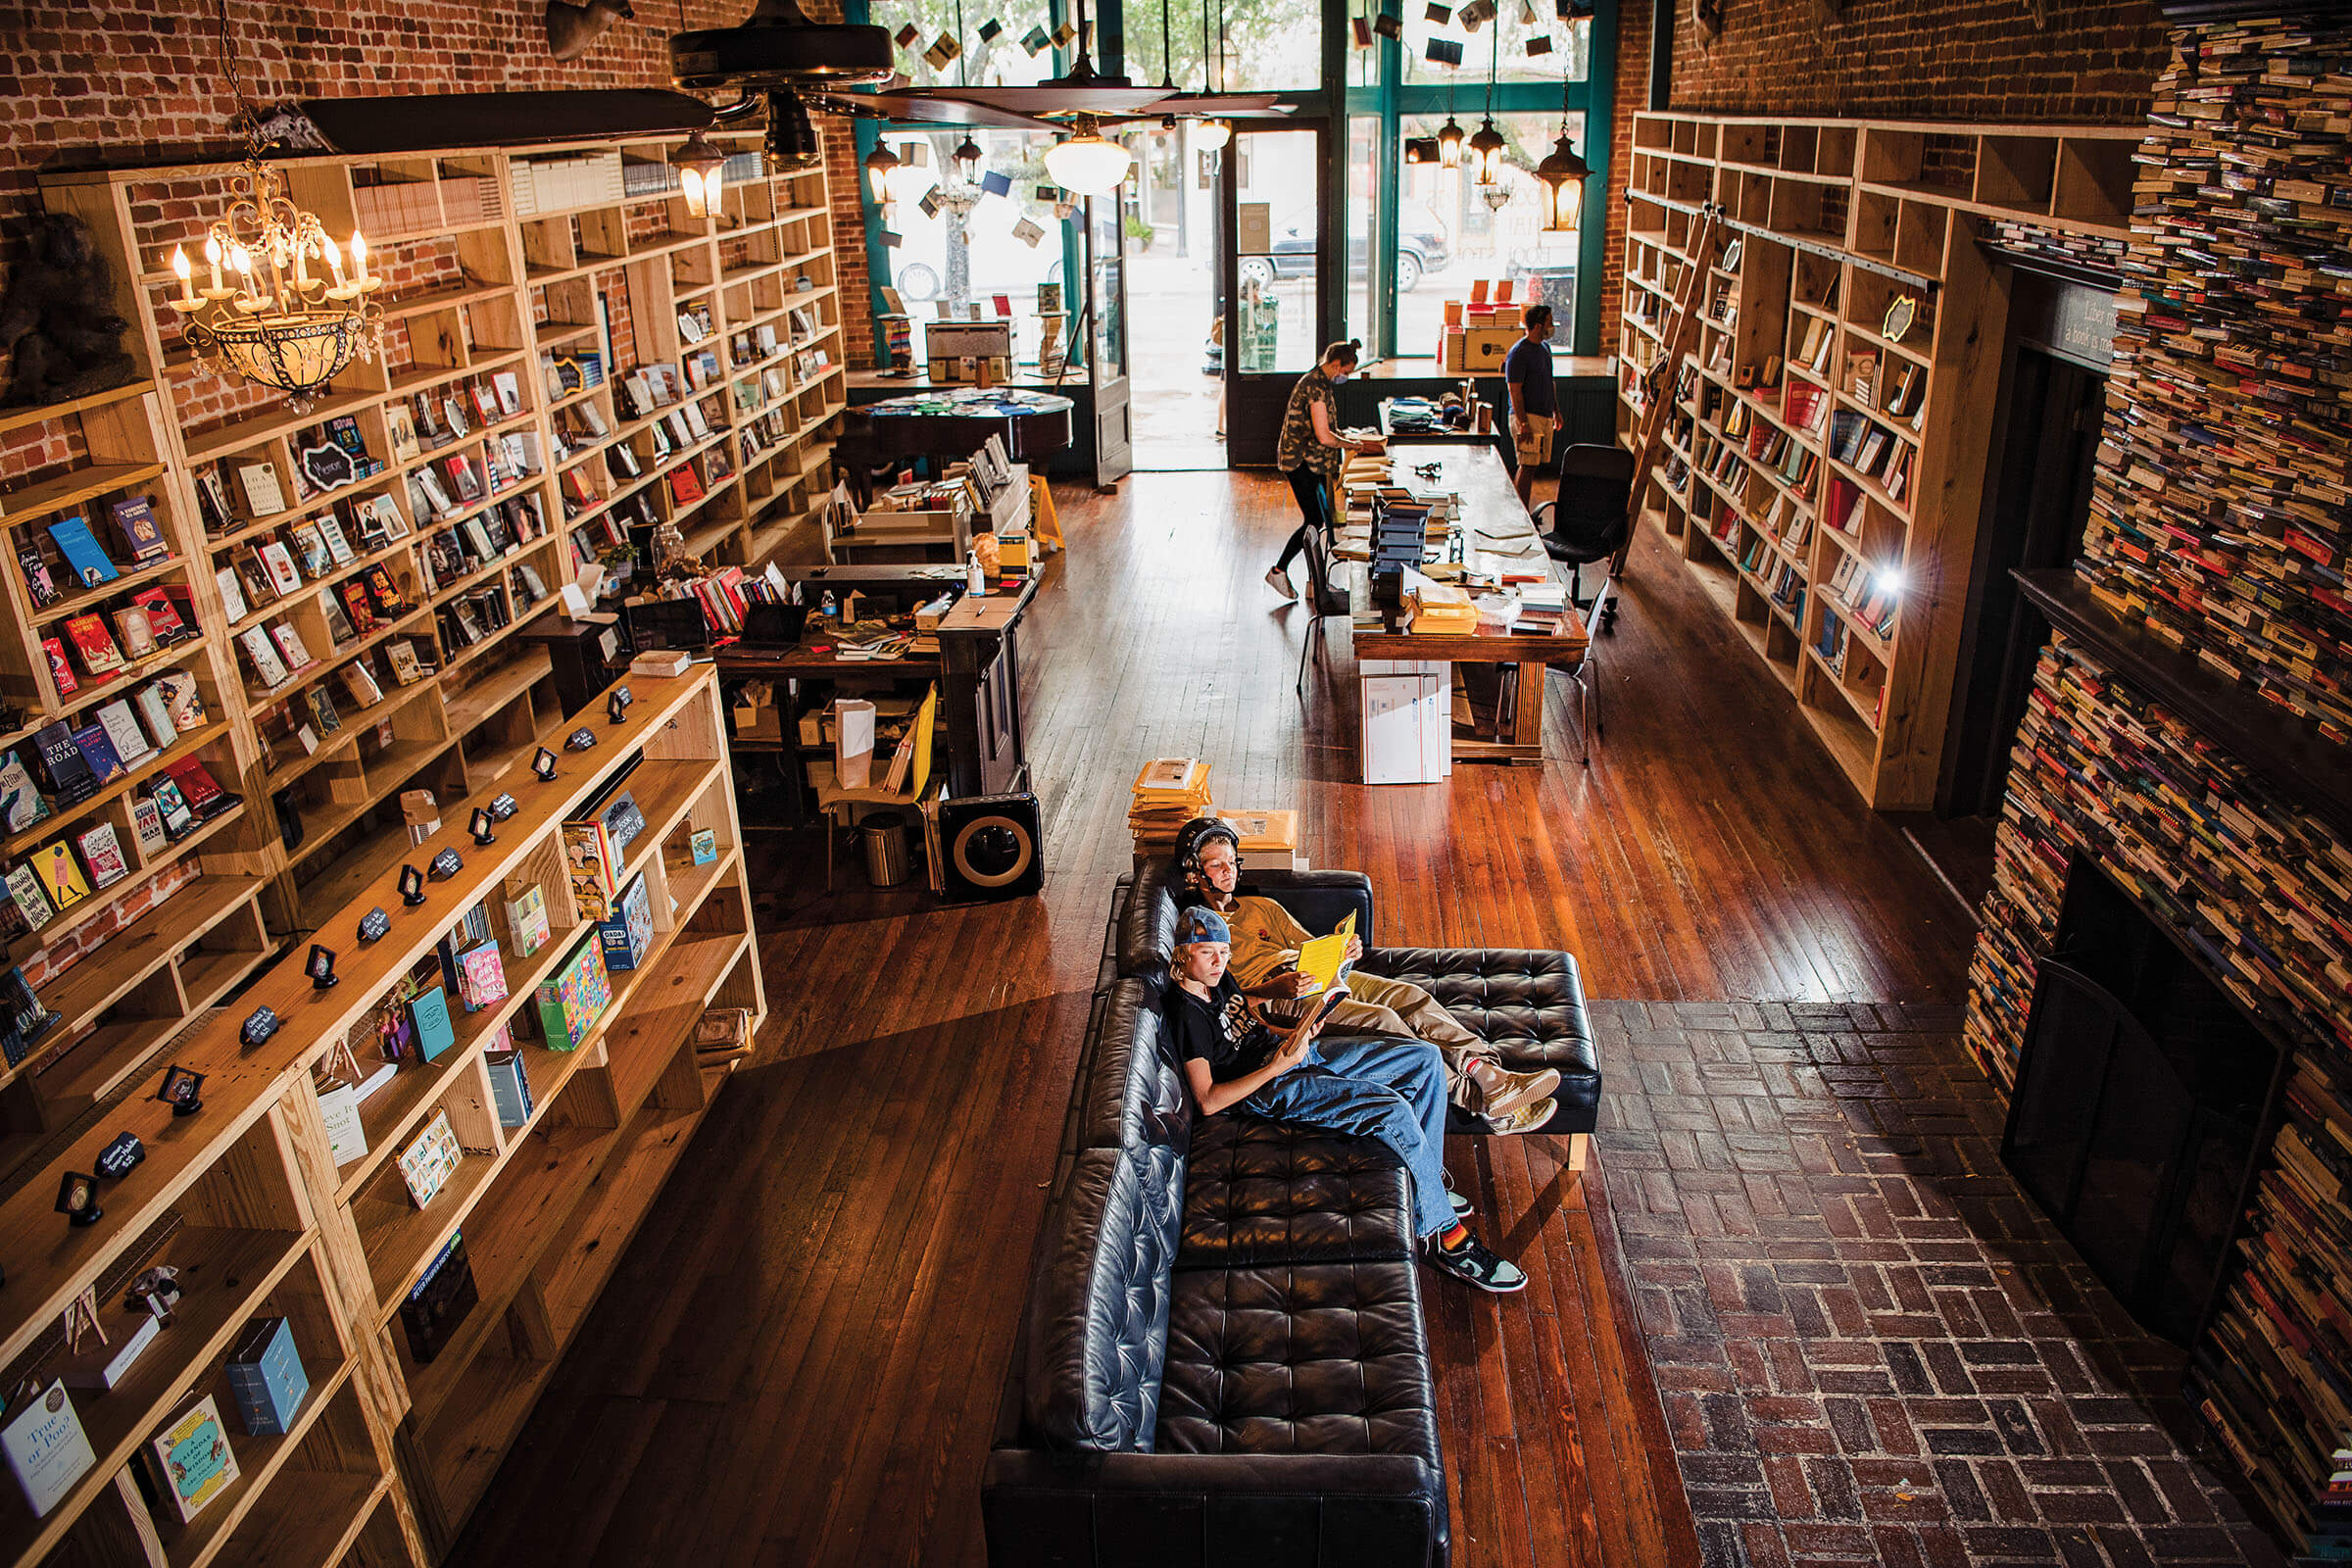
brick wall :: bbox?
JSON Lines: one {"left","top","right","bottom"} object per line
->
{"left": 1596, "top": 0, "right": 1649, "bottom": 372}
{"left": 1597, "top": 0, "right": 2170, "bottom": 346}
{"left": 0, "top": 0, "right": 874, "bottom": 387}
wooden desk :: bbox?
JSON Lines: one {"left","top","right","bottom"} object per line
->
{"left": 1341, "top": 442, "right": 1589, "bottom": 766}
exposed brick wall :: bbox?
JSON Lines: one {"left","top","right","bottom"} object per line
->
{"left": 1598, "top": 0, "right": 1649, "bottom": 372}
{"left": 23, "top": 859, "right": 200, "bottom": 990}
{"left": 1596, "top": 0, "right": 2169, "bottom": 348}
{"left": 0, "top": 0, "right": 872, "bottom": 387}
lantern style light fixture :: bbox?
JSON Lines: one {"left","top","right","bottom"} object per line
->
{"left": 167, "top": 129, "right": 383, "bottom": 410}
{"left": 952, "top": 133, "right": 984, "bottom": 180}
{"left": 1468, "top": 118, "right": 1506, "bottom": 186}
{"left": 670, "top": 127, "right": 731, "bottom": 217}
{"left": 862, "top": 139, "right": 902, "bottom": 203}
{"left": 1533, "top": 126, "right": 1590, "bottom": 232}
{"left": 1045, "top": 114, "right": 1133, "bottom": 196}
{"left": 1437, "top": 116, "right": 1466, "bottom": 169}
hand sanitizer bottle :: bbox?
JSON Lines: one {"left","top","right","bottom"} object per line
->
{"left": 967, "top": 549, "right": 988, "bottom": 597}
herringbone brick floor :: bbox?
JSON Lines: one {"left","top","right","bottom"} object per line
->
{"left": 1587, "top": 1000, "right": 2286, "bottom": 1568}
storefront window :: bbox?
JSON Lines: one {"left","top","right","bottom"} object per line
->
{"left": 1404, "top": 10, "right": 1589, "bottom": 86}
{"left": 879, "top": 129, "right": 1072, "bottom": 364}
{"left": 1394, "top": 111, "right": 1584, "bottom": 360}
{"left": 866, "top": 0, "right": 1059, "bottom": 86}
{"left": 1348, "top": 117, "right": 1381, "bottom": 352}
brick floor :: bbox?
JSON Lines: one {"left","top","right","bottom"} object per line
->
{"left": 1585, "top": 1000, "right": 2286, "bottom": 1568}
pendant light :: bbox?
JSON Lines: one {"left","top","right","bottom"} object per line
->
{"left": 1189, "top": 0, "right": 1232, "bottom": 153}
{"left": 1437, "top": 116, "right": 1465, "bottom": 169}
{"left": 862, "top": 140, "right": 902, "bottom": 203}
{"left": 1195, "top": 119, "right": 1232, "bottom": 151}
{"left": 671, "top": 127, "right": 730, "bottom": 216}
{"left": 1045, "top": 113, "right": 1133, "bottom": 195}
{"left": 952, "top": 133, "right": 983, "bottom": 179}
{"left": 1467, "top": 14, "right": 1508, "bottom": 195}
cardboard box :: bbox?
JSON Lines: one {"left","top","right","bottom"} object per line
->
{"left": 1441, "top": 329, "right": 1467, "bottom": 372}
{"left": 1464, "top": 326, "right": 1521, "bottom": 371}
{"left": 732, "top": 689, "right": 782, "bottom": 742}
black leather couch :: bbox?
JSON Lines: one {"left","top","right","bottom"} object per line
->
{"left": 982, "top": 862, "right": 1598, "bottom": 1568}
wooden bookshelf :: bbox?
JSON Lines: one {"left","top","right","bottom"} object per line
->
{"left": 1616, "top": 113, "right": 2140, "bottom": 810}
{"left": 34, "top": 131, "right": 845, "bottom": 937}
{"left": 0, "top": 664, "right": 761, "bottom": 1567}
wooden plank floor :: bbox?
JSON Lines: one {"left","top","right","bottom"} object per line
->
{"left": 446, "top": 470, "right": 1977, "bottom": 1568}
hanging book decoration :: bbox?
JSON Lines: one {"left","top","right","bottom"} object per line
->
{"left": 1525, "top": 31, "right": 1552, "bottom": 54}
{"left": 1020, "top": 22, "right": 1050, "bottom": 52}
{"left": 1425, "top": 36, "right": 1463, "bottom": 65}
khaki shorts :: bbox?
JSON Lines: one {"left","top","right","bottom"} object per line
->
{"left": 1514, "top": 422, "right": 1554, "bottom": 467}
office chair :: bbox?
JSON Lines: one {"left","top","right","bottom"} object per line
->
{"left": 1531, "top": 443, "right": 1635, "bottom": 633}
{"left": 1295, "top": 502, "right": 1352, "bottom": 696}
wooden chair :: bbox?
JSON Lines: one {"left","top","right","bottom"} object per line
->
{"left": 812, "top": 684, "right": 937, "bottom": 891}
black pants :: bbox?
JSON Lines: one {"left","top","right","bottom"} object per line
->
{"left": 1276, "top": 466, "right": 1328, "bottom": 571}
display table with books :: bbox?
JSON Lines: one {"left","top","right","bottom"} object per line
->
{"left": 0, "top": 664, "right": 763, "bottom": 1564}
{"left": 1333, "top": 442, "right": 1590, "bottom": 767}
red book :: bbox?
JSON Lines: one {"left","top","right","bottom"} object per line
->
{"left": 63, "top": 612, "right": 125, "bottom": 677}
{"left": 130, "top": 586, "right": 190, "bottom": 644}
{"left": 667, "top": 466, "right": 705, "bottom": 507}
{"left": 163, "top": 757, "right": 231, "bottom": 818}
{"left": 41, "top": 636, "right": 78, "bottom": 697}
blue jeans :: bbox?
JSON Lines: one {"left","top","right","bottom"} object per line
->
{"left": 1243, "top": 1036, "right": 1453, "bottom": 1237}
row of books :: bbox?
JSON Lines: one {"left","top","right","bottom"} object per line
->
{"left": 219, "top": 497, "right": 407, "bottom": 625}
{"left": 0, "top": 734, "right": 234, "bottom": 946}
{"left": 17, "top": 496, "right": 170, "bottom": 606}
{"left": 36, "top": 578, "right": 199, "bottom": 700}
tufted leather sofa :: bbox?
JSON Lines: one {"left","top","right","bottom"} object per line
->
{"left": 982, "top": 862, "right": 1597, "bottom": 1567}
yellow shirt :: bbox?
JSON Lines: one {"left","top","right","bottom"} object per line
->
{"left": 1223, "top": 896, "right": 1316, "bottom": 988}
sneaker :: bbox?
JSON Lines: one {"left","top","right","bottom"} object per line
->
{"left": 1468, "top": 1061, "right": 1561, "bottom": 1118}
{"left": 1486, "top": 1097, "right": 1557, "bottom": 1135}
{"left": 1429, "top": 1231, "right": 1526, "bottom": 1294}
{"left": 1440, "top": 1169, "right": 1472, "bottom": 1216}
{"left": 1264, "top": 565, "right": 1298, "bottom": 601}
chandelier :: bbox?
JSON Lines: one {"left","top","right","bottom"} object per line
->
{"left": 168, "top": 130, "right": 383, "bottom": 410}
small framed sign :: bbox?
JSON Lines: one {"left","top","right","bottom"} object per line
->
{"left": 428, "top": 848, "right": 464, "bottom": 881}
{"left": 357, "top": 906, "right": 391, "bottom": 944}
{"left": 565, "top": 727, "right": 598, "bottom": 752}
{"left": 307, "top": 944, "right": 339, "bottom": 991}
{"left": 469, "top": 808, "right": 497, "bottom": 846}
{"left": 159, "top": 1062, "right": 209, "bottom": 1111}
{"left": 399, "top": 865, "right": 427, "bottom": 906}
{"left": 489, "top": 793, "right": 518, "bottom": 821}
{"left": 533, "top": 748, "right": 560, "bottom": 781}
{"left": 56, "top": 1171, "right": 101, "bottom": 1227}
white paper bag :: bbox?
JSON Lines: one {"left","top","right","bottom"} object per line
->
{"left": 835, "top": 699, "right": 877, "bottom": 789}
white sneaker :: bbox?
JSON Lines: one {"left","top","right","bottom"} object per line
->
{"left": 1264, "top": 566, "right": 1298, "bottom": 602}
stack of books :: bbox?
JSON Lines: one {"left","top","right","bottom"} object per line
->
{"left": 1128, "top": 758, "right": 1212, "bottom": 858}
{"left": 1407, "top": 582, "right": 1477, "bottom": 636}
{"left": 1516, "top": 582, "right": 1571, "bottom": 635}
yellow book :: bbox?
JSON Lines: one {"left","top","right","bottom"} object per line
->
{"left": 33, "top": 842, "right": 90, "bottom": 912}
{"left": 1295, "top": 911, "right": 1357, "bottom": 995}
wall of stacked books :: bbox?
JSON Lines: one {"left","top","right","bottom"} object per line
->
{"left": 0, "top": 132, "right": 838, "bottom": 1153}
{"left": 0, "top": 664, "right": 761, "bottom": 1568}
{"left": 1615, "top": 112, "right": 2139, "bottom": 809}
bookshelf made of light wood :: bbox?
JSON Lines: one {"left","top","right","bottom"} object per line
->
{"left": 35, "top": 130, "right": 846, "bottom": 942}
{"left": 1615, "top": 113, "right": 2141, "bottom": 809}
{"left": 0, "top": 664, "right": 762, "bottom": 1568}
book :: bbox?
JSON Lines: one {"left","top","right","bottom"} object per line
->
{"left": 535, "top": 933, "right": 611, "bottom": 1051}
{"left": 594, "top": 873, "right": 654, "bottom": 972}
{"left": 5, "top": 866, "right": 53, "bottom": 933}
{"left": 134, "top": 681, "right": 178, "bottom": 754}
{"left": 224, "top": 1317, "right": 310, "bottom": 1438}
{"left": 270, "top": 621, "right": 316, "bottom": 671}
{"left": 3, "top": 1381, "right": 95, "bottom": 1519}
{"left": 457, "top": 942, "right": 507, "bottom": 1008}
{"left": 39, "top": 637, "right": 75, "bottom": 698}
{"left": 400, "top": 1232, "right": 477, "bottom": 1364}
{"left": 235, "top": 462, "right": 285, "bottom": 516}
{"left": 396, "top": 1107, "right": 461, "bottom": 1207}
{"left": 109, "top": 606, "right": 155, "bottom": 660}
{"left": 0, "top": 966, "right": 57, "bottom": 1066}
{"left": 289, "top": 521, "right": 330, "bottom": 576}
{"left": 31, "top": 724, "right": 96, "bottom": 805}
{"left": 258, "top": 540, "right": 303, "bottom": 596}
{"left": 484, "top": 1049, "right": 534, "bottom": 1127}
{"left": 130, "top": 794, "right": 166, "bottom": 856}
{"left": 338, "top": 661, "right": 382, "bottom": 710}
{"left": 157, "top": 670, "right": 206, "bottom": 730}
{"left": 563, "top": 819, "right": 622, "bottom": 919}
{"left": 32, "top": 841, "right": 91, "bottom": 912}
{"left": 71, "top": 721, "right": 122, "bottom": 785}
{"left": 128, "top": 586, "right": 189, "bottom": 644}
{"left": 385, "top": 640, "right": 426, "bottom": 685}
{"left": 75, "top": 822, "right": 127, "bottom": 889}
{"left": 62, "top": 613, "right": 124, "bottom": 677}
{"left": 56, "top": 1307, "right": 159, "bottom": 1392}
{"left": 317, "top": 512, "right": 356, "bottom": 565}
{"left": 95, "top": 700, "right": 154, "bottom": 767}
{"left": 0, "top": 751, "right": 51, "bottom": 833}
{"left": 238, "top": 626, "right": 290, "bottom": 688}
{"left": 162, "top": 757, "right": 233, "bottom": 819}
{"left": 108, "top": 497, "right": 169, "bottom": 564}
{"left": 141, "top": 1396, "right": 238, "bottom": 1523}
{"left": 17, "top": 541, "right": 59, "bottom": 607}
{"left": 506, "top": 885, "right": 550, "bottom": 957}
{"left": 149, "top": 776, "right": 195, "bottom": 839}
{"left": 45, "top": 515, "right": 117, "bottom": 589}
{"left": 410, "top": 983, "right": 457, "bottom": 1063}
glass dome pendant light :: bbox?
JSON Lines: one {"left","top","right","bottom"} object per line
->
{"left": 1045, "top": 113, "right": 1134, "bottom": 195}
{"left": 1188, "top": 0, "right": 1232, "bottom": 152}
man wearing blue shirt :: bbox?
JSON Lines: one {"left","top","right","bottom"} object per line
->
{"left": 1503, "top": 303, "right": 1561, "bottom": 508}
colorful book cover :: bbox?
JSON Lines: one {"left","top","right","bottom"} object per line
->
{"left": 457, "top": 943, "right": 507, "bottom": 1009}
{"left": 145, "top": 1396, "right": 238, "bottom": 1523}
{"left": 39, "top": 637, "right": 75, "bottom": 699}
{"left": 149, "top": 777, "right": 195, "bottom": 838}
{"left": 70, "top": 722, "right": 123, "bottom": 786}
{"left": 129, "top": 586, "right": 189, "bottom": 644}
{"left": 400, "top": 1232, "right": 477, "bottom": 1364}
{"left": 31, "top": 724, "right": 96, "bottom": 804}
{"left": 562, "top": 820, "right": 620, "bottom": 920}
{"left": 223, "top": 1316, "right": 310, "bottom": 1439}
{"left": 6, "top": 865, "right": 54, "bottom": 933}
{"left": 74, "top": 823, "right": 128, "bottom": 890}
{"left": 3, "top": 1381, "right": 96, "bottom": 1519}
{"left": 410, "top": 984, "right": 457, "bottom": 1063}
{"left": 33, "top": 841, "right": 91, "bottom": 913}
{"left": 162, "top": 758, "right": 230, "bottom": 819}
{"left": 594, "top": 873, "right": 655, "bottom": 972}
{"left": 397, "top": 1108, "right": 461, "bottom": 1208}
{"left": 17, "top": 542, "right": 58, "bottom": 608}
{"left": 44, "top": 515, "right": 117, "bottom": 589}
{"left": 0, "top": 750, "right": 51, "bottom": 834}
{"left": 62, "top": 613, "right": 124, "bottom": 678}
{"left": 534, "top": 934, "right": 611, "bottom": 1051}
{"left": 157, "top": 671, "right": 206, "bottom": 731}
{"left": 506, "top": 886, "right": 550, "bottom": 958}
{"left": 108, "top": 497, "right": 170, "bottom": 564}
{"left": 133, "top": 684, "right": 176, "bottom": 748}
{"left": 484, "top": 1049, "right": 533, "bottom": 1128}
{"left": 94, "top": 701, "right": 153, "bottom": 767}
{"left": 129, "top": 794, "right": 167, "bottom": 857}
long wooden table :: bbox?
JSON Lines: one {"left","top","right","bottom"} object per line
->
{"left": 1340, "top": 442, "right": 1590, "bottom": 765}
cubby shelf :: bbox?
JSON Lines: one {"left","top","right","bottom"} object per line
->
{"left": 1617, "top": 110, "right": 2140, "bottom": 809}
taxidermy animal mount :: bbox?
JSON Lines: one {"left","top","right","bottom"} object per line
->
{"left": 0, "top": 213, "right": 137, "bottom": 408}
{"left": 547, "top": 0, "right": 636, "bottom": 60}
{"left": 1690, "top": 0, "right": 1723, "bottom": 40}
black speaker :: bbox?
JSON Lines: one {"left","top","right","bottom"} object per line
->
{"left": 938, "top": 791, "right": 1044, "bottom": 903}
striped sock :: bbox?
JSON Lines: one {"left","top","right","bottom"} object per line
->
{"left": 1438, "top": 1221, "right": 1468, "bottom": 1251}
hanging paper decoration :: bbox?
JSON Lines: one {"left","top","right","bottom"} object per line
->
{"left": 978, "top": 18, "right": 1004, "bottom": 40}
{"left": 918, "top": 189, "right": 945, "bottom": 220}
{"left": 924, "top": 32, "right": 962, "bottom": 67}
{"left": 1051, "top": 22, "right": 1078, "bottom": 45}
{"left": 1526, "top": 32, "right": 1553, "bottom": 53}
{"left": 894, "top": 23, "right": 921, "bottom": 46}
{"left": 879, "top": 229, "right": 904, "bottom": 248}
{"left": 1035, "top": 183, "right": 1062, "bottom": 203}
{"left": 979, "top": 170, "right": 1013, "bottom": 197}
{"left": 1052, "top": 200, "right": 1076, "bottom": 220}
{"left": 1554, "top": 0, "right": 1592, "bottom": 15}
{"left": 1518, "top": 0, "right": 1537, "bottom": 20}
{"left": 1458, "top": 0, "right": 1495, "bottom": 32}
{"left": 1012, "top": 218, "right": 1046, "bottom": 247}
{"left": 1425, "top": 36, "right": 1464, "bottom": 65}
{"left": 1021, "top": 24, "right": 1052, "bottom": 52}
{"left": 1351, "top": 15, "right": 1373, "bottom": 45}
{"left": 1423, "top": 2, "right": 1451, "bottom": 22}
{"left": 1374, "top": 11, "right": 1402, "bottom": 37}
{"left": 902, "top": 140, "right": 929, "bottom": 167}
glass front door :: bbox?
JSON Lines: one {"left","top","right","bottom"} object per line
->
{"left": 1226, "top": 124, "right": 1330, "bottom": 467}
{"left": 1087, "top": 193, "right": 1133, "bottom": 485}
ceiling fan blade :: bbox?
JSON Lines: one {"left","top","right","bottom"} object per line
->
{"left": 813, "top": 89, "right": 1064, "bottom": 130}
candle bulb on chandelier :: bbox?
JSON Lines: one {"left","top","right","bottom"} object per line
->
{"left": 349, "top": 232, "right": 371, "bottom": 289}
{"left": 171, "top": 246, "right": 198, "bottom": 310}
{"left": 204, "top": 234, "right": 224, "bottom": 294}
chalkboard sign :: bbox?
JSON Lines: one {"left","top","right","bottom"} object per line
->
{"left": 489, "top": 793, "right": 518, "bottom": 821}
{"left": 357, "top": 906, "right": 391, "bottom": 943}
{"left": 428, "top": 848, "right": 464, "bottom": 881}
{"left": 565, "top": 727, "right": 598, "bottom": 752}
{"left": 239, "top": 1008, "right": 281, "bottom": 1048}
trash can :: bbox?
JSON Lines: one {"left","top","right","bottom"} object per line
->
{"left": 860, "top": 810, "right": 911, "bottom": 888}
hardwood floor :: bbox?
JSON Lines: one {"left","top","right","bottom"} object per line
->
{"left": 446, "top": 468, "right": 1976, "bottom": 1568}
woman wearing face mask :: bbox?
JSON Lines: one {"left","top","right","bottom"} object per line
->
{"left": 1265, "top": 338, "right": 1379, "bottom": 602}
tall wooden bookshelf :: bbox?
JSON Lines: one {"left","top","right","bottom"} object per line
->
{"left": 35, "top": 130, "right": 847, "bottom": 939}
{"left": 0, "top": 664, "right": 761, "bottom": 1568}
{"left": 1615, "top": 114, "right": 2140, "bottom": 809}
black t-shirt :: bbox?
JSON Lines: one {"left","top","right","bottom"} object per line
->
{"left": 1503, "top": 336, "right": 1556, "bottom": 418}
{"left": 1165, "top": 974, "right": 1277, "bottom": 1084}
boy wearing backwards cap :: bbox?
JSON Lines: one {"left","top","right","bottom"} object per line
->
{"left": 1171, "top": 816, "right": 1561, "bottom": 1134}
{"left": 1164, "top": 904, "right": 1525, "bottom": 1292}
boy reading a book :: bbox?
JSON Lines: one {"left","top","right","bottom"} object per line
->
{"left": 1164, "top": 906, "right": 1524, "bottom": 1292}
{"left": 1173, "top": 817, "right": 1560, "bottom": 1133}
